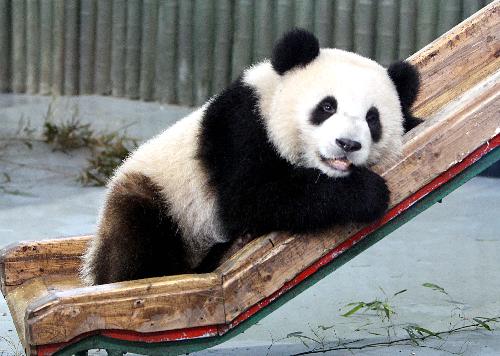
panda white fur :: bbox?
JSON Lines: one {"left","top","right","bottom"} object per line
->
{"left": 81, "top": 29, "right": 421, "bottom": 285}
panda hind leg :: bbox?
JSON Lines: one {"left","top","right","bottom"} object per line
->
{"left": 81, "top": 173, "right": 191, "bottom": 285}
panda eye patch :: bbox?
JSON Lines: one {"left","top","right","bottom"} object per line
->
{"left": 366, "top": 107, "right": 382, "bottom": 142}
{"left": 310, "top": 96, "right": 337, "bottom": 125}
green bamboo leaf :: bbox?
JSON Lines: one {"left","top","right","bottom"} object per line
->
{"left": 286, "top": 331, "right": 303, "bottom": 338}
{"left": 414, "top": 326, "right": 442, "bottom": 339}
{"left": 342, "top": 302, "right": 365, "bottom": 317}
{"left": 318, "top": 325, "right": 334, "bottom": 331}
{"left": 422, "top": 282, "right": 449, "bottom": 295}
{"left": 473, "top": 318, "right": 492, "bottom": 331}
{"left": 403, "top": 326, "right": 420, "bottom": 345}
{"left": 393, "top": 289, "right": 407, "bottom": 296}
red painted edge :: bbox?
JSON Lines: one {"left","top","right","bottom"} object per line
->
{"left": 37, "top": 134, "right": 500, "bottom": 355}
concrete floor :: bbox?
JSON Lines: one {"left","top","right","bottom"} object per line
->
{"left": 0, "top": 95, "right": 499, "bottom": 355}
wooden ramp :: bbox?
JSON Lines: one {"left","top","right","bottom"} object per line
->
{"left": 1, "top": 3, "right": 499, "bottom": 355}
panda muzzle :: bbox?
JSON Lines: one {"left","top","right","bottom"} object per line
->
{"left": 320, "top": 156, "right": 353, "bottom": 172}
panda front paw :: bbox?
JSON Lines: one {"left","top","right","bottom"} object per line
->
{"left": 350, "top": 167, "right": 390, "bottom": 223}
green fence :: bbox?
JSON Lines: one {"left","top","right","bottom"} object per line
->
{"left": 0, "top": 0, "right": 492, "bottom": 107}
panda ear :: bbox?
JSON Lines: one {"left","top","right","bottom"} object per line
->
{"left": 387, "top": 61, "right": 420, "bottom": 108}
{"left": 388, "top": 61, "right": 423, "bottom": 133}
{"left": 271, "top": 28, "right": 320, "bottom": 75}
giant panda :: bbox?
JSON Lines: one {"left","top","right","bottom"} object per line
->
{"left": 81, "top": 29, "right": 422, "bottom": 285}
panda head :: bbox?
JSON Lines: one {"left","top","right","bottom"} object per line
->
{"left": 252, "top": 29, "right": 421, "bottom": 178}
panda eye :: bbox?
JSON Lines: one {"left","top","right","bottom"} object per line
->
{"left": 366, "top": 107, "right": 382, "bottom": 142}
{"left": 366, "top": 107, "right": 379, "bottom": 122}
{"left": 310, "top": 96, "right": 337, "bottom": 125}
{"left": 321, "top": 101, "right": 336, "bottom": 114}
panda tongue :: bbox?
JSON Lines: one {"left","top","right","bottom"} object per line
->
{"left": 329, "top": 158, "right": 351, "bottom": 171}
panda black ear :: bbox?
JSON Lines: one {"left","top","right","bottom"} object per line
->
{"left": 387, "top": 61, "right": 420, "bottom": 108}
{"left": 271, "top": 28, "right": 320, "bottom": 75}
{"left": 388, "top": 61, "right": 423, "bottom": 133}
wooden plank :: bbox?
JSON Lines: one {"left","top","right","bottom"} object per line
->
{"left": 333, "top": 0, "right": 354, "bottom": 51}
{"left": 26, "top": 0, "right": 40, "bottom": 94}
{"left": 176, "top": 0, "right": 194, "bottom": 105}
{"left": 79, "top": 0, "right": 97, "bottom": 94}
{"left": 231, "top": 0, "right": 253, "bottom": 80}
{"left": 210, "top": 0, "right": 232, "bottom": 95}
{"left": 125, "top": 0, "right": 142, "bottom": 100}
{"left": 293, "top": 0, "right": 314, "bottom": 32}
{"left": 0, "top": 236, "right": 91, "bottom": 293}
{"left": 220, "top": 71, "right": 500, "bottom": 322}
{"left": 11, "top": 0, "right": 26, "bottom": 93}
{"left": 353, "top": 0, "right": 376, "bottom": 58}
{"left": 154, "top": 0, "right": 177, "bottom": 102}
{"left": 398, "top": 0, "right": 417, "bottom": 58}
{"left": 63, "top": 0, "right": 79, "bottom": 95}
{"left": 314, "top": 0, "right": 333, "bottom": 47}
{"left": 139, "top": 0, "right": 158, "bottom": 101}
{"left": 39, "top": 0, "right": 53, "bottom": 95}
{"left": 437, "top": 0, "right": 462, "bottom": 36}
{"left": 0, "top": 0, "right": 10, "bottom": 92}
{"left": 25, "top": 273, "right": 225, "bottom": 346}
{"left": 111, "top": 0, "right": 126, "bottom": 97}
{"left": 410, "top": 1, "right": 499, "bottom": 118}
{"left": 416, "top": 0, "right": 439, "bottom": 50}
{"left": 94, "top": 0, "right": 112, "bottom": 95}
{"left": 193, "top": 0, "right": 214, "bottom": 106}
{"left": 375, "top": 0, "right": 398, "bottom": 66}
{"left": 51, "top": 0, "right": 64, "bottom": 95}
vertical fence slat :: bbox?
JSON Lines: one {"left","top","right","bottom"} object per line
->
{"left": 398, "top": 0, "right": 417, "bottom": 58}
{"left": 0, "top": 0, "right": 485, "bottom": 105}
{"left": 177, "top": 0, "right": 193, "bottom": 105}
{"left": 110, "top": 0, "right": 126, "bottom": 97}
{"left": 211, "top": 0, "right": 232, "bottom": 95}
{"left": 294, "top": 0, "right": 314, "bottom": 31}
{"left": 39, "top": 0, "right": 52, "bottom": 95}
{"left": 26, "top": 0, "right": 39, "bottom": 94}
{"left": 275, "top": 0, "right": 294, "bottom": 40}
{"left": 231, "top": 0, "right": 253, "bottom": 80}
{"left": 140, "top": 0, "right": 158, "bottom": 101}
{"left": 155, "top": 0, "right": 177, "bottom": 102}
{"left": 94, "top": 0, "right": 112, "bottom": 95}
{"left": 193, "top": 0, "right": 214, "bottom": 106}
{"left": 354, "top": 0, "right": 377, "bottom": 58}
{"left": 0, "top": 0, "right": 10, "bottom": 92}
{"left": 416, "top": 0, "right": 438, "bottom": 50}
{"left": 314, "top": 0, "right": 333, "bottom": 47}
{"left": 375, "top": 0, "right": 398, "bottom": 66}
{"left": 11, "top": 0, "right": 26, "bottom": 93}
{"left": 51, "top": 0, "right": 64, "bottom": 95}
{"left": 252, "top": 0, "right": 273, "bottom": 62}
{"left": 125, "top": 0, "right": 142, "bottom": 99}
{"left": 64, "top": 0, "right": 79, "bottom": 95}
{"left": 333, "top": 0, "right": 354, "bottom": 51}
{"left": 437, "top": 0, "right": 462, "bottom": 36}
{"left": 462, "top": 0, "right": 483, "bottom": 18}
{"left": 80, "top": 0, "right": 96, "bottom": 94}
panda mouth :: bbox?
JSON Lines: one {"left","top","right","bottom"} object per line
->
{"left": 320, "top": 155, "right": 353, "bottom": 172}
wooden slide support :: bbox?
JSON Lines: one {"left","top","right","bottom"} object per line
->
{"left": 1, "top": 3, "right": 499, "bottom": 355}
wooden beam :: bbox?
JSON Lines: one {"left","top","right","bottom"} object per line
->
{"left": 410, "top": 0, "right": 499, "bottom": 118}
{"left": 25, "top": 273, "right": 225, "bottom": 347}
{"left": 219, "top": 71, "right": 499, "bottom": 322}
{"left": 0, "top": 236, "right": 91, "bottom": 293}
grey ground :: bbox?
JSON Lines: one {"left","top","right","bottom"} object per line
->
{"left": 0, "top": 95, "right": 499, "bottom": 356}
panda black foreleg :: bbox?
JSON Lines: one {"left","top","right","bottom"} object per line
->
{"left": 219, "top": 166, "right": 389, "bottom": 237}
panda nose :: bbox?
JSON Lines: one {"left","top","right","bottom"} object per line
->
{"left": 336, "top": 138, "right": 362, "bottom": 152}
